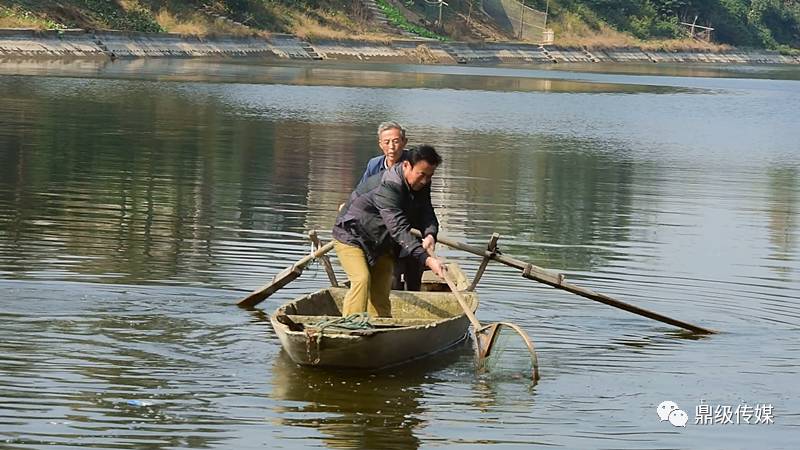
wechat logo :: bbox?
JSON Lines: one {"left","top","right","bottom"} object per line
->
{"left": 657, "top": 401, "right": 688, "bottom": 427}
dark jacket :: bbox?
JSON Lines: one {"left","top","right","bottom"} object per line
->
{"left": 333, "top": 163, "right": 438, "bottom": 267}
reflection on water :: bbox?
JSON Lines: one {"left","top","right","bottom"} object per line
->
{"left": 0, "top": 58, "right": 693, "bottom": 93}
{"left": 270, "top": 351, "right": 433, "bottom": 449}
{"left": 0, "top": 281, "right": 255, "bottom": 449}
{"left": 766, "top": 166, "right": 798, "bottom": 279}
{"left": 0, "top": 75, "right": 656, "bottom": 287}
{"left": 534, "top": 61, "right": 800, "bottom": 81}
{"left": 1, "top": 60, "right": 799, "bottom": 449}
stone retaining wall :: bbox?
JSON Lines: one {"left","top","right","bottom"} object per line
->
{"left": 94, "top": 31, "right": 274, "bottom": 57}
{"left": 0, "top": 29, "right": 104, "bottom": 57}
{"left": 1, "top": 29, "right": 798, "bottom": 65}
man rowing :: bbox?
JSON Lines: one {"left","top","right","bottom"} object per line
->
{"left": 333, "top": 145, "right": 445, "bottom": 317}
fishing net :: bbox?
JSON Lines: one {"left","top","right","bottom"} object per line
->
{"left": 474, "top": 322, "right": 539, "bottom": 383}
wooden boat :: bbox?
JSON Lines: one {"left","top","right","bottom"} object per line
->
{"left": 244, "top": 230, "right": 711, "bottom": 381}
{"left": 270, "top": 265, "right": 477, "bottom": 369}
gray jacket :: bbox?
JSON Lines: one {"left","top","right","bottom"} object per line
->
{"left": 333, "top": 163, "right": 438, "bottom": 266}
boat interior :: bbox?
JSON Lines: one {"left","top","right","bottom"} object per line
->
{"left": 275, "top": 287, "right": 478, "bottom": 330}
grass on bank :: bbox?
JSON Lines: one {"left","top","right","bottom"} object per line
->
{"left": 279, "top": 3, "right": 395, "bottom": 43}
{"left": 0, "top": 0, "right": 391, "bottom": 41}
{"left": 546, "top": 9, "right": 732, "bottom": 52}
{"left": 153, "top": 8, "right": 254, "bottom": 36}
{"left": 152, "top": 1, "right": 396, "bottom": 43}
{"left": 0, "top": 5, "right": 65, "bottom": 29}
{"left": 0, "top": 0, "right": 794, "bottom": 53}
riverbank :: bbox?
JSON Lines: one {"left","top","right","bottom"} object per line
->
{"left": 1, "top": 28, "right": 798, "bottom": 65}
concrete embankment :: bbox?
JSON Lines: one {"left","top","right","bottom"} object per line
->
{"left": 1, "top": 28, "right": 798, "bottom": 65}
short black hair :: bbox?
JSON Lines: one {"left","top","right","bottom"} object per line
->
{"left": 407, "top": 145, "right": 442, "bottom": 167}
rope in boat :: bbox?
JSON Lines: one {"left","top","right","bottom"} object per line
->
{"left": 308, "top": 312, "right": 373, "bottom": 331}
{"left": 304, "top": 312, "right": 374, "bottom": 364}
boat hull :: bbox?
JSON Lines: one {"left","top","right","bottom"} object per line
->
{"left": 271, "top": 284, "right": 478, "bottom": 370}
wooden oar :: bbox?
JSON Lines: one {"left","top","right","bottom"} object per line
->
{"left": 440, "top": 265, "right": 484, "bottom": 345}
{"left": 238, "top": 240, "right": 335, "bottom": 308}
{"left": 430, "top": 233, "right": 715, "bottom": 335}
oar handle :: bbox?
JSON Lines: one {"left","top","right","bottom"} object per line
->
{"left": 440, "top": 264, "right": 483, "bottom": 332}
{"left": 421, "top": 233, "right": 483, "bottom": 331}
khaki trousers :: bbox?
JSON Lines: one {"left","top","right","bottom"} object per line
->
{"left": 333, "top": 240, "right": 394, "bottom": 317}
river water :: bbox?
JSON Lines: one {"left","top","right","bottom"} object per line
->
{"left": 0, "top": 58, "right": 798, "bottom": 449}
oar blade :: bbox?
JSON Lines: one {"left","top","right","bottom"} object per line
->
{"left": 475, "top": 323, "right": 501, "bottom": 360}
{"left": 238, "top": 266, "right": 302, "bottom": 309}
{"left": 237, "top": 235, "right": 336, "bottom": 309}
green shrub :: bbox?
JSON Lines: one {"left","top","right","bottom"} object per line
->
{"left": 79, "top": 0, "right": 164, "bottom": 32}
{"left": 375, "top": 0, "right": 447, "bottom": 41}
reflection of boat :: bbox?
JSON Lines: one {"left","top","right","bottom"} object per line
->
{"left": 269, "top": 350, "right": 423, "bottom": 449}
{"left": 270, "top": 265, "right": 477, "bottom": 369}
{"left": 269, "top": 345, "right": 472, "bottom": 449}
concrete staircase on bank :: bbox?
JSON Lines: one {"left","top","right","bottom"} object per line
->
{"left": 539, "top": 45, "right": 558, "bottom": 63}
{"left": 94, "top": 35, "right": 111, "bottom": 57}
{"left": 362, "top": 0, "right": 420, "bottom": 38}
{"left": 582, "top": 46, "right": 601, "bottom": 62}
{"left": 300, "top": 41, "right": 323, "bottom": 60}
{"left": 362, "top": 0, "right": 391, "bottom": 29}
{"left": 199, "top": 5, "right": 248, "bottom": 29}
{"left": 439, "top": 43, "right": 467, "bottom": 64}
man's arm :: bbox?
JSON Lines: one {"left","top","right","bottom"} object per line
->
{"left": 417, "top": 187, "right": 439, "bottom": 250}
{"left": 374, "top": 184, "right": 445, "bottom": 278}
{"left": 373, "top": 181, "right": 429, "bottom": 267}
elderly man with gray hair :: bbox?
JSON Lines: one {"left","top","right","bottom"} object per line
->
{"left": 356, "top": 121, "right": 432, "bottom": 291}
{"left": 358, "top": 121, "right": 409, "bottom": 185}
